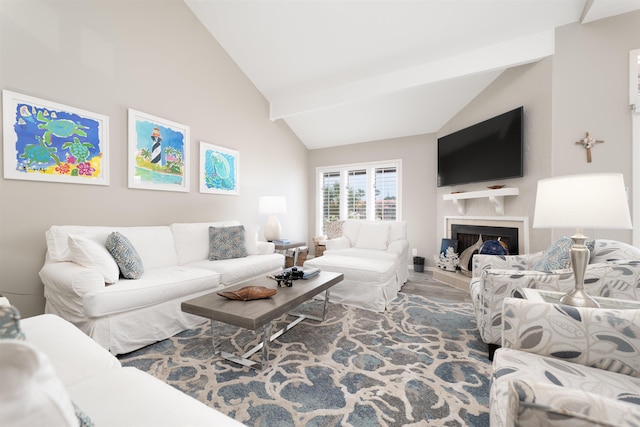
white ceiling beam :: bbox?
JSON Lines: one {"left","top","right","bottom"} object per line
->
{"left": 270, "top": 30, "right": 555, "bottom": 121}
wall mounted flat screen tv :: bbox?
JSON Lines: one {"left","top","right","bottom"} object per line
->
{"left": 437, "top": 106, "right": 523, "bottom": 187}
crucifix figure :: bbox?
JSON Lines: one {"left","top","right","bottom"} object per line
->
{"left": 575, "top": 131, "right": 604, "bottom": 163}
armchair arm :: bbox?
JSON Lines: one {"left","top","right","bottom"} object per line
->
{"left": 504, "top": 379, "right": 640, "bottom": 427}
{"left": 325, "top": 236, "right": 350, "bottom": 251}
{"left": 256, "top": 241, "right": 275, "bottom": 255}
{"left": 472, "top": 251, "right": 544, "bottom": 279}
{"left": 502, "top": 297, "right": 640, "bottom": 377}
{"left": 387, "top": 239, "right": 409, "bottom": 257}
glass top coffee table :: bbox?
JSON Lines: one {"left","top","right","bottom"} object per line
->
{"left": 181, "top": 271, "right": 343, "bottom": 370}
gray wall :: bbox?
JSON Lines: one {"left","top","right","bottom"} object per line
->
{"left": 0, "top": 0, "right": 308, "bottom": 317}
{"left": 307, "top": 134, "right": 437, "bottom": 262}
{"left": 551, "top": 11, "right": 640, "bottom": 243}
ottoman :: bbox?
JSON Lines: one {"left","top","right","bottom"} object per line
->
{"left": 304, "top": 255, "right": 397, "bottom": 312}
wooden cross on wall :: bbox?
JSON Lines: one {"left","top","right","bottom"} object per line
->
{"left": 575, "top": 131, "right": 604, "bottom": 163}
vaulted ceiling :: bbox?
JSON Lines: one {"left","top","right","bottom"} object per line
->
{"left": 185, "top": 0, "right": 640, "bottom": 149}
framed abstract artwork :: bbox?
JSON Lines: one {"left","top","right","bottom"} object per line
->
{"left": 128, "top": 109, "right": 189, "bottom": 192}
{"left": 2, "top": 90, "right": 109, "bottom": 185}
{"left": 199, "top": 141, "right": 239, "bottom": 195}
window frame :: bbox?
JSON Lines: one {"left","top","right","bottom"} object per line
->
{"left": 316, "top": 159, "right": 402, "bottom": 236}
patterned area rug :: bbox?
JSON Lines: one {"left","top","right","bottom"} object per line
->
{"left": 119, "top": 293, "right": 491, "bottom": 426}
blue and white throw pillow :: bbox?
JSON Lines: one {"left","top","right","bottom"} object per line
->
{"left": 533, "top": 236, "right": 595, "bottom": 271}
{"left": 106, "top": 232, "right": 144, "bottom": 279}
{"left": 209, "top": 225, "right": 248, "bottom": 260}
{"left": 0, "top": 305, "right": 25, "bottom": 340}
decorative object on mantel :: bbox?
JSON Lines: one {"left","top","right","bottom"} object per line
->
{"left": 487, "top": 185, "right": 505, "bottom": 189}
{"left": 478, "top": 238, "right": 508, "bottom": 256}
{"left": 575, "top": 131, "right": 604, "bottom": 163}
{"left": 433, "top": 246, "right": 459, "bottom": 272}
{"left": 459, "top": 235, "right": 484, "bottom": 277}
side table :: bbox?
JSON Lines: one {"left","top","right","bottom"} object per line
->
{"left": 273, "top": 241, "right": 307, "bottom": 267}
{"left": 522, "top": 288, "right": 640, "bottom": 309}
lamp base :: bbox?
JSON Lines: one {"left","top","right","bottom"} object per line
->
{"left": 264, "top": 214, "right": 281, "bottom": 242}
{"left": 559, "top": 288, "right": 600, "bottom": 308}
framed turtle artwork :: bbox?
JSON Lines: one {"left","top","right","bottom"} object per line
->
{"left": 2, "top": 90, "right": 109, "bottom": 185}
{"left": 199, "top": 141, "right": 239, "bottom": 195}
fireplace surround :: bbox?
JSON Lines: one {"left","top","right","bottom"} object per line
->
{"left": 434, "top": 216, "right": 530, "bottom": 290}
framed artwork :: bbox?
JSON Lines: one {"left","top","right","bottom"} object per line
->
{"left": 199, "top": 141, "right": 239, "bottom": 195}
{"left": 440, "top": 238, "right": 458, "bottom": 254}
{"left": 2, "top": 90, "right": 109, "bottom": 185}
{"left": 128, "top": 109, "right": 189, "bottom": 192}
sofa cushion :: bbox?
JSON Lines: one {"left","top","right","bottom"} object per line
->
{"left": 67, "top": 367, "right": 245, "bottom": 426}
{"left": 82, "top": 267, "right": 220, "bottom": 317}
{"left": 68, "top": 234, "right": 120, "bottom": 284}
{"left": 185, "top": 253, "right": 284, "bottom": 285}
{"left": 0, "top": 340, "right": 80, "bottom": 427}
{"left": 209, "top": 225, "right": 247, "bottom": 260}
{"left": 106, "top": 232, "right": 144, "bottom": 279}
{"left": 355, "top": 222, "right": 389, "bottom": 250}
{"left": 21, "top": 314, "right": 121, "bottom": 387}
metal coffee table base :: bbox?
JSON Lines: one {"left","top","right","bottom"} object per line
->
{"left": 211, "top": 289, "right": 331, "bottom": 370}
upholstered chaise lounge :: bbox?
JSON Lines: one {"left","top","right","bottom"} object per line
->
{"left": 304, "top": 219, "right": 409, "bottom": 312}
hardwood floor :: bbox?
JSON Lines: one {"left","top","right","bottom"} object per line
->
{"left": 401, "top": 269, "right": 472, "bottom": 303}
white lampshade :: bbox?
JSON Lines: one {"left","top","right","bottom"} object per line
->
{"left": 258, "top": 196, "right": 287, "bottom": 214}
{"left": 533, "top": 173, "right": 632, "bottom": 230}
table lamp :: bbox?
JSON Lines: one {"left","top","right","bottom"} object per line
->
{"left": 533, "top": 173, "right": 632, "bottom": 307}
{"left": 259, "top": 196, "right": 287, "bottom": 241}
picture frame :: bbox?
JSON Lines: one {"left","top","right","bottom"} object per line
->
{"left": 440, "top": 238, "right": 459, "bottom": 255}
{"left": 128, "top": 109, "right": 189, "bottom": 192}
{"left": 2, "top": 90, "right": 109, "bottom": 185}
{"left": 199, "top": 141, "right": 239, "bottom": 195}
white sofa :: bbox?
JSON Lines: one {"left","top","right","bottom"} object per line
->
{"left": 39, "top": 221, "right": 284, "bottom": 355}
{"left": 0, "top": 301, "right": 243, "bottom": 426}
{"left": 304, "top": 220, "right": 409, "bottom": 312}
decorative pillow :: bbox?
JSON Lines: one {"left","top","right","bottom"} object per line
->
{"left": 0, "top": 305, "right": 25, "bottom": 340}
{"left": 0, "top": 340, "right": 80, "bottom": 427}
{"left": 325, "top": 220, "right": 345, "bottom": 239}
{"left": 355, "top": 222, "right": 390, "bottom": 250}
{"left": 68, "top": 234, "right": 120, "bottom": 284}
{"left": 209, "top": 225, "right": 248, "bottom": 260}
{"left": 533, "top": 236, "right": 595, "bottom": 271}
{"left": 105, "top": 232, "right": 144, "bottom": 279}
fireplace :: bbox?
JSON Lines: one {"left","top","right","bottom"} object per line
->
{"left": 451, "top": 224, "right": 519, "bottom": 255}
{"left": 434, "top": 216, "right": 529, "bottom": 291}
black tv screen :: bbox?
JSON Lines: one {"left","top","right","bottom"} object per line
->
{"left": 437, "top": 107, "right": 523, "bottom": 187}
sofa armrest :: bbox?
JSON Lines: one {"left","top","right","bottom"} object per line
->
{"left": 256, "top": 241, "right": 275, "bottom": 255}
{"left": 325, "top": 236, "right": 350, "bottom": 251}
{"left": 387, "top": 239, "right": 409, "bottom": 257}
{"left": 502, "top": 297, "right": 640, "bottom": 377}
{"left": 39, "top": 262, "right": 105, "bottom": 316}
{"left": 505, "top": 379, "right": 640, "bottom": 427}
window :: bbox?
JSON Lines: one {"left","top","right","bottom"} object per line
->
{"left": 317, "top": 160, "right": 401, "bottom": 235}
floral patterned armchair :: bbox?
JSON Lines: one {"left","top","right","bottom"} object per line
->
{"left": 470, "top": 239, "right": 640, "bottom": 347}
{"left": 490, "top": 297, "right": 640, "bottom": 426}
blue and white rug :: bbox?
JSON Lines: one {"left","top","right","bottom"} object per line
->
{"left": 119, "top": 293, "right": 491, "bottom": 426}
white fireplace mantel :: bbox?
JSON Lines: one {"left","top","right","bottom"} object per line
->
{"left": 442, "top": 187, "right": 519, "bottom": 215}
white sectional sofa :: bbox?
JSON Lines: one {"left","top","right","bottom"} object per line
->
{"left": 39, "top": 221, "right": 284, "bottom": 355}
{"left": 304, "top": 220, "right": 409, "bottom": 312}
{"left": 0, "top": 301, "right": 242, "bottom": 427}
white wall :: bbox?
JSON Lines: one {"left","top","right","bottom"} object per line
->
{"left": 0, "top": 0, "right": 308, "bottom": 317}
